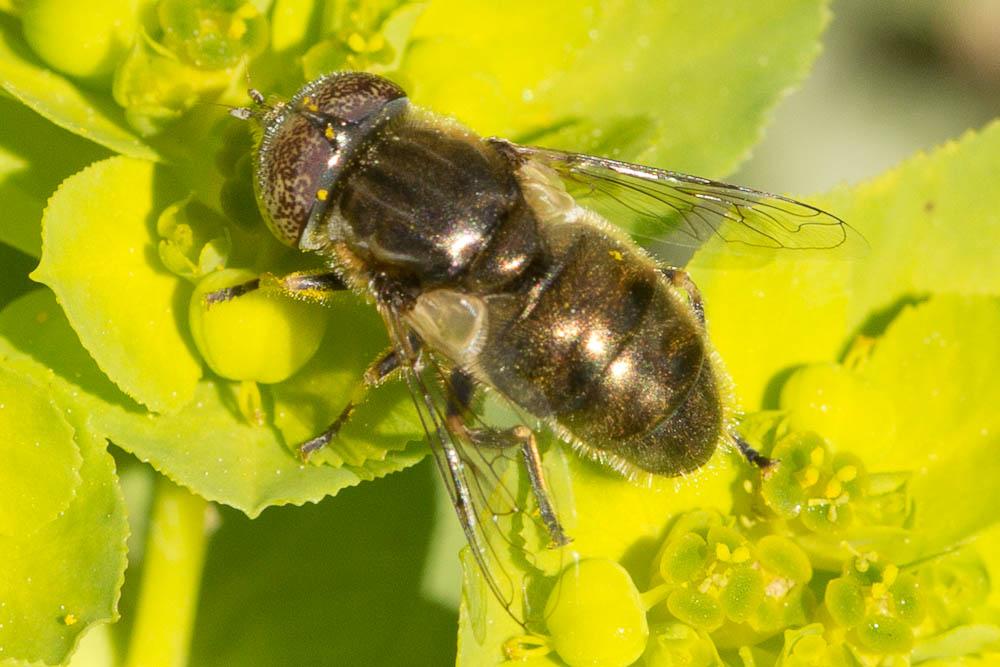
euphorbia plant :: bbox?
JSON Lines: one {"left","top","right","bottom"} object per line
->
{"left": 1, "top": 1, "right": 998, "bottom": 665}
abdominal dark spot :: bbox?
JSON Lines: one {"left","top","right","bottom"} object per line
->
{"left": 662, "top": 334, "right": 704, "bottom": 385}
{"left": 564, "top": 355, "right": 595, "bottom": 407}
{"left": 622, "top": 278, "right": 654, "bottom": 326}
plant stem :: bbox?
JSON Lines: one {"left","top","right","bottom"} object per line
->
{"left": 640, "top": 582, "right": 673, "bottom": 612}
{"left": 124, "top": 478, "right": 212, "bottom": 667}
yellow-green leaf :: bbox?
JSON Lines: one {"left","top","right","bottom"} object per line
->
{"left": 0, "top": 289, "right": 424, "bottom": 517}
{"left": 32, "top": 156, "right": 201, "bottom": 414}
{"left": 0, "top": 13, "right": 158, "bottom": 160}
{"left": 695, "top": 121, "right": 1000, "bottom": 409}
{"left": 782, "top": 296, "right": 1000, "bottom": 558}
{"left": 0, "top": 384, "right": 127, "bottom": 666}
{"left": 0, "top": 96, "right": 107, "bottom": 258}
{"left": 0, "top": 364, "right": 81, "bottom": 537}
{"left": 404, "top": 0, "right": 829, "bottom": 173}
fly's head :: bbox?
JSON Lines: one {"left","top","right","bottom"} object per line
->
{"left": 239, "top": 71, "right": 407, "bottom": 249}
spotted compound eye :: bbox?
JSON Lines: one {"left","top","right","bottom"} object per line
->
{"left": 253, "top": 71, "right": 407, "bottom": 247}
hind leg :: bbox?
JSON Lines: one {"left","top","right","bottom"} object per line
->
{"left": 445, "top": 369, "right": 570, "bottom": 547}
{"left": 732, "top": 432, "right": 774, "bottom": 469}
{"left": 661, "top": 267, "right": 705, "bottom": 326}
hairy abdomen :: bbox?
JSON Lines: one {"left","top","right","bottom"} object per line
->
{"left": 479, "top": 223, "right": 722, "bottom": 476}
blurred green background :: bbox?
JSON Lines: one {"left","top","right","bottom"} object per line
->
{"left": 737, "top": 0, "right": 1000, "bottom": 193}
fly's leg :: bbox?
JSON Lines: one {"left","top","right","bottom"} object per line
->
{"left": 661, "top": 267, "right": 705, "bottom": 326}
{"left": 195, "top": 267, "right": 413, "bottom": 461}
{"left": 199, "top": 269, "right": 347, "bottom": 429}
{"left": 516, "top": 427, "right": 571, "bottom": 547}
{"left": 203, "top": 269, "right": 348, "bottom": 306}
{"left": 445, "top": 369, "right": 571, "bottom": 548}
{"left": 298, "top": 348, "right": 404, "bottom": 459}
{"left": 733, "top": 432, "right": 775, "bottom": 469}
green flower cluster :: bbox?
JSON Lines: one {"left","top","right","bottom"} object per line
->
{"left": 651, "top": 510, "right": 813, "bottom": 638}
{"left": 779, "top": 544, "right": 997, "bottom": 667}
{"left": 23, "top": 0, "right": 267, "bottom": 134}
{"left": 747, "top": 425, "right": 912, "bottom": 542}
{"left": 758, "top": 433, "right": 870, "bottom": 533}
{"left": 518, "top": 428, "right": 1000, "bottom": 666}
{"left": 824, "top": 554, "right": 919, "bottom": 654}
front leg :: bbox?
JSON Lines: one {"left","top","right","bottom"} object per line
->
{"left": 204, "top": 269, "right": 348, "bottom": 306}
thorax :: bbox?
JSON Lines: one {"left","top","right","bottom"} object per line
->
{"left": 333, "top": 110, "right": 522, "bottom": 287}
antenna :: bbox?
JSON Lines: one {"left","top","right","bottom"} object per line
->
{"left": 228, "top": 56, "right": 272, "bottom": 120}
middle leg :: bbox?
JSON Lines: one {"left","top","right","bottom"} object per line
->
{"left": 298, "top": 346, "right": 407, "bottom": 459}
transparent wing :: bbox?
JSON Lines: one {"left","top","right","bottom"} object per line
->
{"left": 495, "top": 140, "right": 865, "bottom": 260}
{"left": 379, "top": 305, "right": 569, "bottom": 632}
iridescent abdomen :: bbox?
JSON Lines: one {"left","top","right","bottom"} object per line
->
{"left": 479, "top": 223, "right": 722, "bottom": 476}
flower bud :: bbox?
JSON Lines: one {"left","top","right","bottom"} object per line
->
{"left": 189, "top": 268, "right": 328, "bottom": 384}
{"left": 545, "top": 559, "right": 649, "bottom": 667}
{"left": 22, "top": 0, "right": 140, "bottom": 83}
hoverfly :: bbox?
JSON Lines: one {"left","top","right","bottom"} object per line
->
{"left": 220, "top": 71, "right": 857, "bottom": 631}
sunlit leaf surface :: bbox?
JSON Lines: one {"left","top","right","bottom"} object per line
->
{"left": 0, "top": 14, "right": 158, "bottom": 160}
{"left": 0, "top": 371, "right": 127, "bottom": 665}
